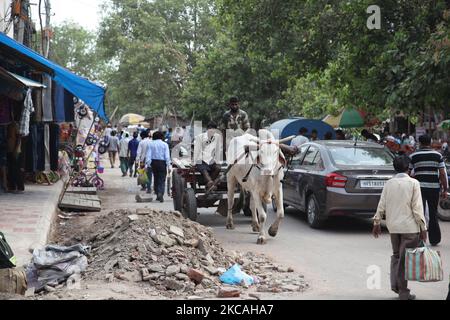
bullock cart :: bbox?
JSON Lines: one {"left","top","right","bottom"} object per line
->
{"left": 171, "top": 159, "right": 251, "bottom": 221}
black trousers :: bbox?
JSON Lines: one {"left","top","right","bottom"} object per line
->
{"left": 421, "top": 188, "right": 441, "bottom": 245}
{"left": 151, "top": 160, "right": 167, "bottom": 197}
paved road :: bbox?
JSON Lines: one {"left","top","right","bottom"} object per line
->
{"left": 105, "top": 167, "right": 450, "bottom": 300}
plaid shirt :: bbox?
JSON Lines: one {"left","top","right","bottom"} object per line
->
{"left": 222, "top": 109, "right": 250, "bottom": 131}
{"left": 19, "top": 89, "right": 34, "bottom": 137}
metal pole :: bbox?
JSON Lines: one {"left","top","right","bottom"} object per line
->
{"left": 43, "top": 0, "right": 51, "bottom": 58}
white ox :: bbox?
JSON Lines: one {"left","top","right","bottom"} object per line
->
{"left": 226, "top": 130, "right": 290, "bottom": 244}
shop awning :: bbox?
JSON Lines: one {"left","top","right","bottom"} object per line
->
{"left": 0, "top": 32, "right": 108, "bottom": 121}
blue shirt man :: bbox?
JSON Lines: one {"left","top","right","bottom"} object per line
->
{"left": 145, "top": 131, "right": 171, "bottom": 202}
{"left": 128, "top": 134, "right": 140, "bottom": 159}
{"left": 145, "top": 139, "right": 171, "bottom": 167}
{"left": 127, "top": 132, "right": 140, "bottom": 177}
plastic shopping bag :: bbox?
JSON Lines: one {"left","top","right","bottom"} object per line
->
{"left": 219, "top": 264, "right": 255, "bottom": 286}
{"left": 137, "top": 171, "right": 149, "bottom": 186}
{"left": 405, "top": 242, "right": 444, "bottom": 282}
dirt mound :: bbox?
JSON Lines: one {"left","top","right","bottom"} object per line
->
{"left": 70, "top": 208, "right": 308, "bottom": 298}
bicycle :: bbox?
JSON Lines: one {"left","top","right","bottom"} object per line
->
{"left": 71, "top": 160, "right": 105, "bottom": 190}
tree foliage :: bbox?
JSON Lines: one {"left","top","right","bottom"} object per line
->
{"left": 97, "top": 0, "right": 217, "bottom": 118}
{"left": 50, "top": 21, "right": 106, "bottom": 80}
{"left": 50, "top": 0, "right": 450, "bottom": 126}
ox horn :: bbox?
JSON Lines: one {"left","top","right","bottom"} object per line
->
{"left": 278, "top": 135, "right": 296, "bottom": 144}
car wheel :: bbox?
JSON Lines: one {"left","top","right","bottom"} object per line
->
{"left": 306, "top": 194, "right": 324, "bottom": 229}
{"left": 438, "top": 200, "right": 450, "bottom": 221}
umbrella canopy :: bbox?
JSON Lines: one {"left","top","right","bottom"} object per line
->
{"left": 119, "top": 113, "right": 146, "bottom": 126}
{"left": 438, "top": 120, "right": 450, "bottom": 130}
{"left": 323, "top": 109, "right": 365, "bottom": 128}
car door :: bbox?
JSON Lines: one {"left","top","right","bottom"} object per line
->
{"left": 283, "top": 145, "right": 309, "bottom": 206}
{"left": 295, "top": 146, "right": 321, "bottom": 211}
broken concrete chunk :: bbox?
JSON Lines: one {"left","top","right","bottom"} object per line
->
{"left": 153, "top": 234, "right": 177, "bottom": 247}
{"left": 184, "top": 239, "right": 199, "bottom": 248}
{"left": 141, "top": 268, "right": 150, "bottom": 279}
{"left": 281, "top": 284, "right": 300, "bottom": 292}
{"left": 135, "top": 194, "right": 153, "bottom": 203}
{"left": 196, "top": 239, "right": 208, "bottom": 255}
{"left": 173, "top": 211, "right": 182, "bottom": 218}
{"left": 249, "top": 292, "right": 261, "bottom": 300}
{"left": 166, "top": 265, "right": 181, "bottom": 276}
{"left": 148, "top": 264, "right": 164, "bottom": 273}
{"left": 180, "top": 264, "right": 189, "bottom": 274}
{"left": 128, "top": 214, "right": 140, "bottom": 222}
{"left": 204, "top": 254, "right": 214, "bottom": 265}
{"left": 175, "top": 273, "right": 190, "bottom": 281}
{"left": 276, "top": 266, "right": 289, "bottom": 273}
{"left": 104, "top": 259, "right": 118, "bottom": 272}
{"left": 169, "top": 225, "right": 184, "bottom": 238}
{"left": 136, "top": 208, "right": 153, "bottom": 215}
{"left": 164, "top": 279, "right": 185, "bottom": 291}
{"left": 204, "top": 266, "right": 219, "bottom": 276}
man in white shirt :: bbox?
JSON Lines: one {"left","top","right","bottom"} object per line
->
{"left": 194, "top": 122, "right": 223, "bottom": 191}
{"left": 373, "top": 155, "right": 427, "bottom": 300}
{"left": 136, "top": 130, "right": 153, "bottom": 192}
{"left": 291, "top": 127, "right": 309, "bottom": 149}
{"left": 104, "top": 124, "right": 112, "bottom": 137}
{"left": 119, "top": 132, "right": 131, "bottom": 177}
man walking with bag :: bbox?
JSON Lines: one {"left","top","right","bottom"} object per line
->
{"left": 146, "top": 131, "right": 171, "bottom": 202}
{"left": 409, "top": 134, "right": 448, "bottom": 246}
{"left": 372, "top": 155, "right": 428, "bottom": 300}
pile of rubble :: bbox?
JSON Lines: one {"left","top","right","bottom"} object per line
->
{"left": 70, "top": 209, "right": 309, "bottom": 299}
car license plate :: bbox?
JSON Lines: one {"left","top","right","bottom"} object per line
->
{"left": 360, "top": 180, "right": 386, "bottom": 189}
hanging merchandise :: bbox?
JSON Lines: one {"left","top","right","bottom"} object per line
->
{"left": 19, "top": 89, "right": 34, "bottom": 137}
{"left": 32, "top": 89, "right": 43, "bottom": 122}
{"left": 74, "top": 145, "right": 85, "bottom": 159}
{"left": 85, "top": 134, "right": 98, "bottom": 146}
{"left": 49, "top": 124, "right": 60, "bottom": 172}
{"left": 44, "top": 124, "right": 51, "bottom": 172}
{"left": 53, "top": 81, "right": 66, "bottom": 123}
{"left": 42, "top": 74, "right": 53, "bottom": 122}
{"left": 74, "top": 97, "right": 88, "bottom": 119}
{"left": 98, "top": 138, "right": 108, "bottom": 155}
{"left": 64, "top": 92, "right": 75, "bottom": 123}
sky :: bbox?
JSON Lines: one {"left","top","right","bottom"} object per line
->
{"left": 32, "top": 0, "right": 105, "bottom": 31}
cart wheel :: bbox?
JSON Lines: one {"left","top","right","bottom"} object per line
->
{"left": 182, "top": 188, "right": 198, "bottom": 221}
{"left": 172, "top": 171, "right": 184, "bottom": 212}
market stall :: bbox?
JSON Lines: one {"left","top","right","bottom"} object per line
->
{"left": 0, "top": 32, "right": 108, "bottom": 194}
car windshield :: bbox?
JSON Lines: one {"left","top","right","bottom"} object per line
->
{"left": 328, "top": 147, "right": 394, "bottom": 166}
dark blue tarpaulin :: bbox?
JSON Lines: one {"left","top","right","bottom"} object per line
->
{"left": 0, "top": 32, "right": 108, "bottom": 121}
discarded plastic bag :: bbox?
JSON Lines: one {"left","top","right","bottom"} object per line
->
{"left": 26, "top": 245, "right": 89, "bottom": 292}
{"left": 219, "top": 264, "right": 255, "bottom": 286}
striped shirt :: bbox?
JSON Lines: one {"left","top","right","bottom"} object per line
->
{"left": 409, "top": 149, "right": 445, "bottom": 189}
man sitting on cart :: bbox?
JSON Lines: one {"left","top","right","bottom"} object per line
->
{"left": 194, "top": 122, "right": 223, "bottom": 192}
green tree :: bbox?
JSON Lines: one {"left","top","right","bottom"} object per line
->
{"left": 50, "top": 21, "right": 106, "bottom": 80}
{"left": 97, "top": 0, "right": 217, "bottom": 118}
